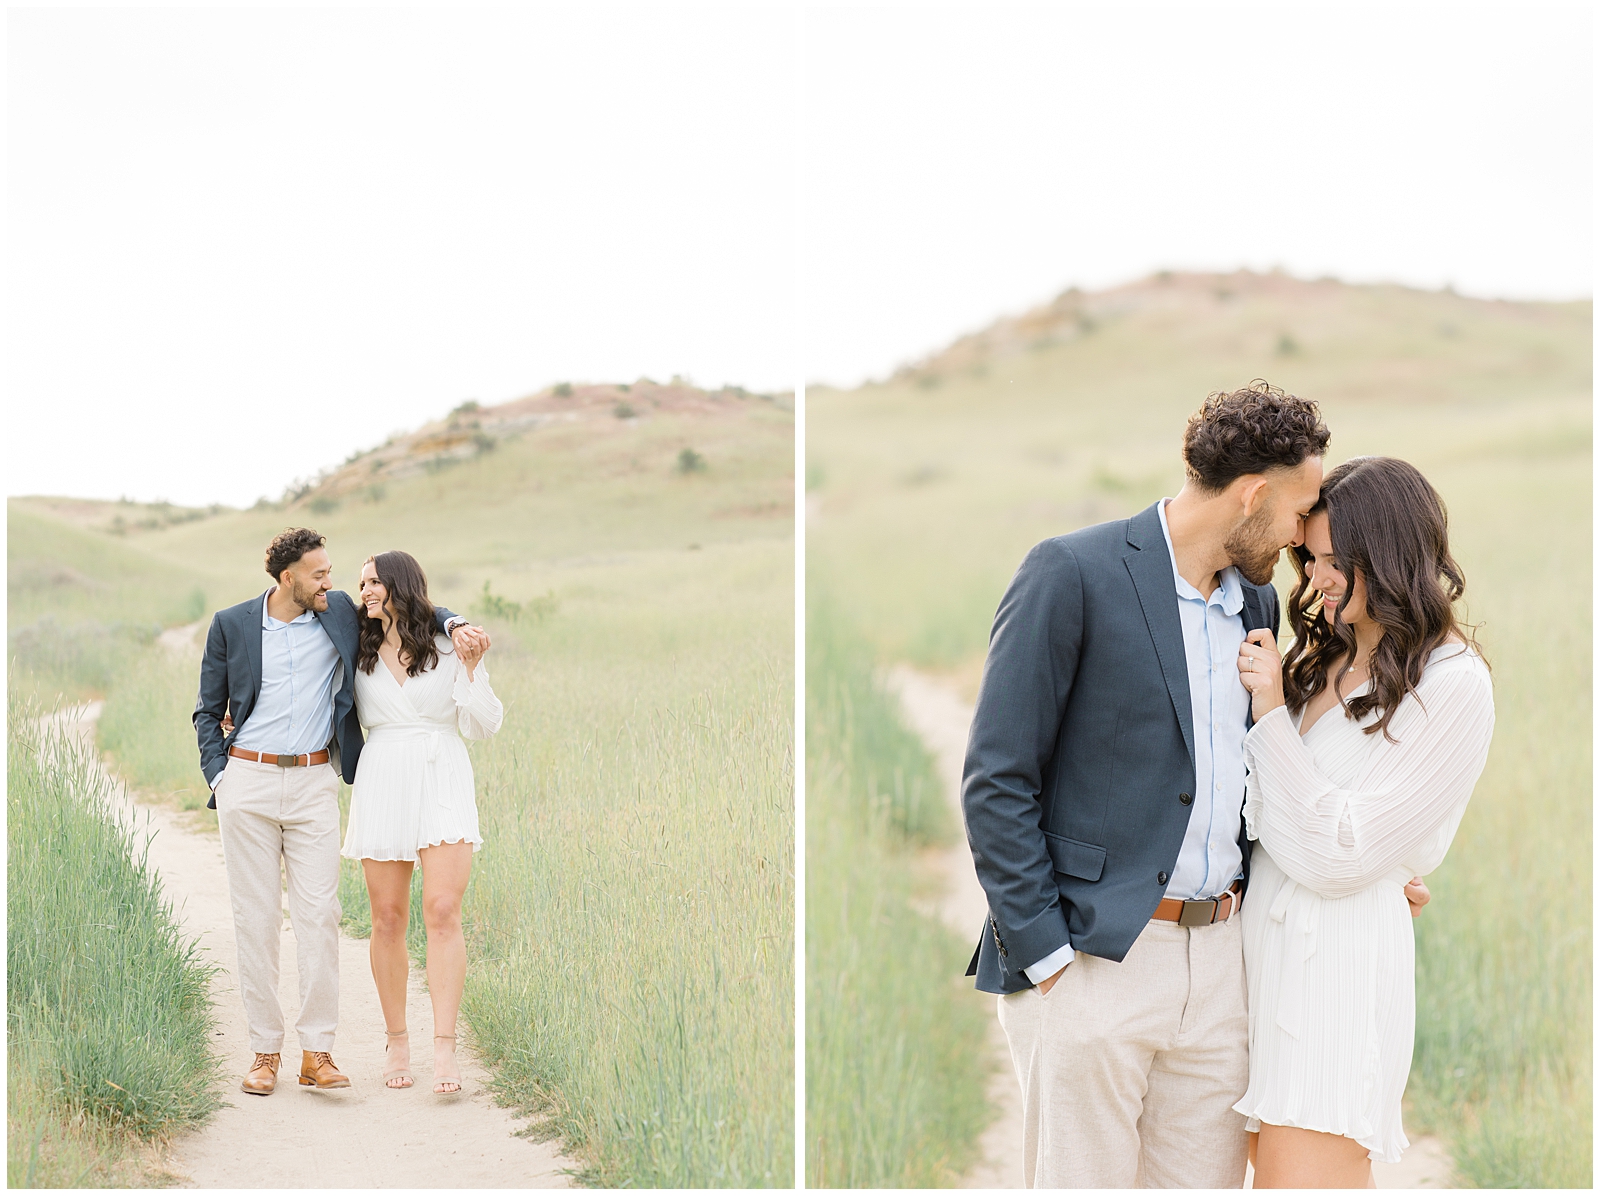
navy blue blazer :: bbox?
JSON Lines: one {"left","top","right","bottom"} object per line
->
{"left": 961, "top": 502, "right": 1279, "bottom": 994}
{"left": 193, "top": 590, "right": 458, "bottom": 807}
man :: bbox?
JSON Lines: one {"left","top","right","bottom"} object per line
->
{"left": 961, "top": 382, "right": 1426, "bottom": 1188}
{"left": 194, "top": 527, "right": 486, "bottom": 1097}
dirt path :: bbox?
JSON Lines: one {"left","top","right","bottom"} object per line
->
{"left": 157, "top": 620, "right": 204, "bottom": 654}
{"left": 883, "top": 667, "right": 1454, "bottom": 1190}
{"left": 53, "top": 702, "right": 573, "bottom": 1188}
{"left": 884, "top": 666, "right": 1023, "bottom": 1190}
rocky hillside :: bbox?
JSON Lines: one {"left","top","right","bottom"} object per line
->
{"left": 17, "top": 380, "right": 793, "bottom": 535}
{"left": 301, "top": 379, "right": 790, "bottom": 501}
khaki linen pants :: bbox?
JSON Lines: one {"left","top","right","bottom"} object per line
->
{"left": 997, "top": 915, "right": 1250, "bottom": 1189}
{"left": 214, "top": 758, "right": 342, "bottom": 1054}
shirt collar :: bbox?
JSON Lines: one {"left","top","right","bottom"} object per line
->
{"left": 262, "top": 586, "right": 318, "bottom": 629}
{"left": 1157, "top": 499, "right": 1246, "bottom": 614}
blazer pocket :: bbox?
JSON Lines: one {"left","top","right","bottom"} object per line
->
{"left": 1044, "top": 832, "right": 1106, "bottom": 882}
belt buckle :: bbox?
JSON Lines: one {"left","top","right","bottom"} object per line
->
{"left": 276, "top": 753, "right": 300, "bottom": 768}
{"left": 1177, "top": 898, "right": 1216, "bottom": 928}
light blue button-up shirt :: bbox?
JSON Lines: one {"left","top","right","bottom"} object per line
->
{"left": 229, "top": 587, "right": 343, "bottom": 758}
{"left": 1023, "top": 499, "right": 1252, "bottom": 983}
{"left": 1157, "top": 498, "right": 1250, "bottom": 901}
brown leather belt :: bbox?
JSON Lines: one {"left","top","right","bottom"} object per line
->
{"left": 1152, "top": 880, "right": 1242, "bottom": 927}
{"left": 228, "top": 746, "right": 331, "bottom": 768}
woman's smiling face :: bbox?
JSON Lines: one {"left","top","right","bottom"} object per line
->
{"left": 357, "top": 558, "right": 391, "bottom": 621}
{"left": 1303, "top": 511, "right": 1369, "bottom": 626}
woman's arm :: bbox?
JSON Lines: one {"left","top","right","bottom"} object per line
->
{"left": 451, "top": 653, "right": 504, "bottom": 739}
{"left": 1244, "top": 658, "right": 1494, "bottom": 898}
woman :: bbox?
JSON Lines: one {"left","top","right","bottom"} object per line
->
{"left": 1233, "top": 457, "right": 1494, "bottom": 1188}
{"left": 340, "top": 550, "right": 503, "bottom": 1095}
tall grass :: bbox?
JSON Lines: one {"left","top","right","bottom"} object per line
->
{"left": 459, "top": 586, "right": 794, "bottom": 1188}
{"left": 805, "top": 595, "right": 992, "bottom": 1187}
{"left": 1404, "top": 453, "right": 1591, "bottom": 1187}
{"left": 98, "top": 640, "right": 213, "bottom": 811}
{"left": 6, "top": 694, "right": 222, "bottom": 1186}
{"left": 6, "top": 617, "right": 160, "bottom": 705}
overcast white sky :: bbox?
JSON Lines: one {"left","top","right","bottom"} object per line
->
{"left": 7, "top": 6, "right": 796, "bottom": 506}
{"left": 803, "top": 4, "right": 1594, "bottom": 386}
{"left": 6, "top": 6, "right": 1592, "bottom": 505}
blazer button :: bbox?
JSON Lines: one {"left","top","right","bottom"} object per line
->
{"left": 1179, "top": 792, "right": 1193, "bottom": 805}
{"left": 1157, "top": 871, "right": 1169, "bottom": 885}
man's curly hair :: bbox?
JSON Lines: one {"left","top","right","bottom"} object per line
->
{"left": 264, "top": 527, "right": 327, "bottom": 582}
{"left": 1182, "top": 380, "right": 1331, "bottom": 493}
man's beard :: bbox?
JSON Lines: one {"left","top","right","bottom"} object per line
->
{"left": 1223, "top": 504, "right": 1282, "bottom": 586}
{"left": 288, "top": 578, "right": 326, "bottom": 612}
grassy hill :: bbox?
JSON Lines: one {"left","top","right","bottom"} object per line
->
{"left": 9, "top": 380, "right": 795, "bottom": 1187}
{"left": 808, "top": 269, "right": 1587, "bottom": 669}
{"left": 13, "top": 378, "right": 792, "bottom": 637}
{"left": 806, "top": 271, "right": 1590, "bottom": 1186}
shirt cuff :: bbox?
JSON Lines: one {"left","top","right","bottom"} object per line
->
{"left": 1023, "top": 941, "right": 1076, "bottom": 984}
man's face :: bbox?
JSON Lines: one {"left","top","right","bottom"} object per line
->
{"left": 1223, "top": 457, "right": 1324, "bottom": 586}
{"left": 281, "top": 547, "right": 333, "bottom": 613}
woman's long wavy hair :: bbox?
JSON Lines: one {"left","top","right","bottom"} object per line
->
{"left": 1283, "top": 456, "right": 1484, "bottom": 742}
{"left": 356, "top": 550, "right": 441, "bottom": 678}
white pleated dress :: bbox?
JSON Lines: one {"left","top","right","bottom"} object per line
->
{"left": 1233, "top": 645, "right": 1493, "bottom": 1163}
{"left": 340, "top": 635, "right": 503, "bottom": 862}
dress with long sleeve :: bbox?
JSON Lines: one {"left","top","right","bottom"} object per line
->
{"left": 340, "top": 634, "right": 503, "bottom": 862}
{"left": 1233, "top": 643, "right": 1493, "bottom": 1163}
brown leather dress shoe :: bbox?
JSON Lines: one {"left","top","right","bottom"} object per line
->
{"left": 241, "top": 1052, "right": 281, "bottom": 1095}
{"left": 298, "top": 1050, "right": 351, "bottom": 1089}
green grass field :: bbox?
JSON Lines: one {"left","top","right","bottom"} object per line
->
{"left": 806, "top": 271, "right": 1591, "bottom": 1187}
{"left": 458, "top": 539, "right": 793, "bottom": 1186}
{"left": 7, "top": 699, "right": 222, "bottom": 1187}
{"left": 804, "top": 596, "right": 993, "bottom": 1186}
{"left": 7, "top": 387, "right": 795, "bottom": 1187}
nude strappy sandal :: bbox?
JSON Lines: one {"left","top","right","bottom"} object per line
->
{"left": 383, "top": 1029, "right": 414, "bottom": 1089}
{"left": 433, "top": 1033, "right": 463, "bottom": 1095}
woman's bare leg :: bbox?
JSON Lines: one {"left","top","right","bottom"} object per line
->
{"left": 1253, "top": 1122, "right": 1373, "bottom": 1189}
{"left": 417, "top": 841, "right": 474, "bottom": 1092}
{"left": 362, "top": 859, "right": 415, "bottom": 1083}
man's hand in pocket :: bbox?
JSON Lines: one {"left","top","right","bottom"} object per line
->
{"left": 1037, "top": 963, "right": 1069, "bottom": 995}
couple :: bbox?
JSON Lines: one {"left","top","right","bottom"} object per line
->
{"left": 963, "top": 382, "right": 1495, "bottom": 1188}
{"left": 194, "top": 528, "right": 503, "bottom": 1098}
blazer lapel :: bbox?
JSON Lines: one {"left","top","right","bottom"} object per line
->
{"left": 313, "top": 595, "right": 356, "bottom": 668}
{"left": 1241, "top": 585, "right": 1267, "bottom": 634}
{"left": 244, "top": 592, "right": 265, "bottom": 699}
{"left": 1241, "top": 585, "right": 1280, "bottom": 639}
{"left": 1124, "top": 503, "right": 1196, "bottom": 770}
{"left": 1238, "top": 582, "right": 1280, "bottom": 729}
